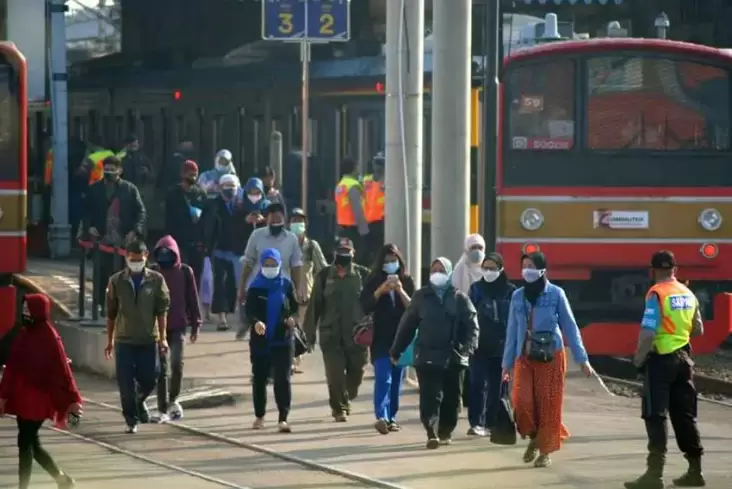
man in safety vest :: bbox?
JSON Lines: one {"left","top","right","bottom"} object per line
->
{"left": 334, "top": 157, "right": 369, "bottom": 263}
{"left": 625, "top": 250, "right": 705, "bottom": 489}
{"left": 363, "top": 152, "right": 385, "bottom": 265}
{"left": 77, "top": 135, "right": 115, "bottom": 186}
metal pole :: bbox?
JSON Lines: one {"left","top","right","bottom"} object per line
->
{"left": 431, "top": 0, "right": 472, "bottom": 262}
{"left": 385, "top": 0, "right": 424, "bottom": 287}
{"left": 269, "top": 131, "right": 283, "bottom": 188}
{"left": 482, "top": 0, "right": 500, "bottom": 251}
{"left": 300, "top": 40, "right": 311, "bottom": 210}
{"left": 49, "top": 0, "right": 71, "bottom": 258}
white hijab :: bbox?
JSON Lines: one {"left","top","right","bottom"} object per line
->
{"left": 451, "top": 233, "right": 486, "bottom": 294}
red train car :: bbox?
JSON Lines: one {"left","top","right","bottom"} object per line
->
{"left": 498, "top": 38, "right": 732, "bottom": 355}
{"left": 0, "top": 42, "right": 28, "bottom": 340}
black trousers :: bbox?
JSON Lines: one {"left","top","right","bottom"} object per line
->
{"left": 642, "top": 348, "right": 704, "bottom": 462}
{"left": 339, "top": 226, "right": 365, "bottom": 265}
{"left": 180, "top": 243, "right": 204, "bottom": 286}
{"left": 251, "top": 345, "right": 294, "bottom": 422}
{"left": 93, "top": 251, "right": 119, "bottom": 312}
{"left": 212, "top": 256, "right": 237, "bottom": 314}
{"left": 365, "top": 220, "right": 384, "bottom": 266}
{"left": 416, "top": 365, "right": 465, "bottom": 439}
{"left": 17, "top": 418, "right": 61, "bottom": 489}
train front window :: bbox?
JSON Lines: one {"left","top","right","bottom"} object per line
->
{"left": 587, "top": 55, "right": 730, "bottom": 151}
{"left": 507, "top": 59, "right": 575, "bottom": 151}
{"left": 0, "top": 59, "right": 19, "bottom": 181}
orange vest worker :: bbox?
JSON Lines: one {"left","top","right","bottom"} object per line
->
{"left": 335, "top": 175, "right": 362, "bottom": 227}
{"left": 87, "top": 149, "right": 114, "bottom": 185}
{"left": 363, "top": 174, "right": 385, "bottom": 223}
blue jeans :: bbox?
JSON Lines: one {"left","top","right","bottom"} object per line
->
{"left": 373, "top": 356, "right": 405, "bottom": 422}
{"left": 467, "top": 354, "right": 503, "bottom": 429}
{"left": 115, "top": 343, "right": 160, "bottom": 425}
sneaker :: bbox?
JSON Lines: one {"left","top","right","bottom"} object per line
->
{"left": 57, "top": 473, "right": 76, "bottom": 489}
{"left": 374, "top": 418, "right": 390, "bottom": 435}
{"left": 278, "top": 421, "right": 292, "bottom": 433}
{"left": 333, "top": 413, "right": 348, "bottom": 422}
{"left": 217, "top": 321, "right": 230, "bottom": 332}
{"left": 125, "top": 424, "right": 138, "bottom": 434}
{"left": 252, "top": 417, "right": 265, "bottom": 430}
{"left": 235, "top": 326, "right": 248, "bottom": 341}
{"left": 439, "top": 437, "right": 452, "bottom": 446}
{"left": 534, "top": 454, "right": 552, "bottom": 468}
{"left": 523, "top": 440, "right": 538, "bottom": 463}
{"left": 151, "top": 412, "right": 170, "bottom": 424}
{"left": 137, "top": 401, "right": 150, "bottom": 424}
{"left": 426, "top": 438, "right": 440, "bottom": 450}
{"left": 168, "top": 401, "right": 184, "bottom": 421}
{"left": 388, "top": 422, "right": 402, "bottom": 432}
{"left": 467, "top": 426, "right": 486, "bottom": 437}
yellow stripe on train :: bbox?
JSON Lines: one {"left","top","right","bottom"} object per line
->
{"left": 421, "top": 205, "right": 480, "bottom": 234}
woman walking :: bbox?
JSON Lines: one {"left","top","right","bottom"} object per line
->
{"left": 466, "top": 252, "right": 515, "bottom": 436}
{"left": 501, "top": 252, "right": 594, "bottom": 467}
{"left": 245, "top": 248, "right": 299, "bottom": 433}
{"left": 0, "top": 294, "right": 81, "bottom": 489}
{"left": 391, "top": 257, "right": 479, "bottom": 449}
{"left": 360, "top": 244, "right": 415, "bottom": 434}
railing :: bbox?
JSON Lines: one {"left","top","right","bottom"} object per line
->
{"left": 77, "top": 238, "right": 126, "bottom": 321}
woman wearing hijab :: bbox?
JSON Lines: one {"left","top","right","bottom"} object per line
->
{"left": 466, "top": 252, "right": 516, "bottom": 437}
{"left": 245, "top": 248, "right": 299, "bottom": 433}
{"left": 502, "top": 252, "right": 594, "bottom": 468}
{"left": 451, "top": 234, "right": 486, "bottom": 295}
{"left": 0, "top": 294, "right": 81, "bottom": 489}
{"left": 360, "top": 244, "right": 416, "bottom": 434}
{"left": 391, "top": 257, "right": 479, "bottom": 449}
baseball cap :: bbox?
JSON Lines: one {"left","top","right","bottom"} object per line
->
{"left": 650, "top": 250, "right": 676, "bottom": 270}
{"left": 290, "top": 207, "right": 307, "bottom": 219}
{"left": 265, "top": 202, "right": 285, "bottom": 215}
{"left": 335, "top": 237, "right": 354, "bottom": 252}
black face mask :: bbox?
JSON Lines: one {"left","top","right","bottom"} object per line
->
{"left": 156, "top": 248, "right": 176, "bottom": 268}
{"left": 334, "top": 253, "right": 353, "bottom": 267}
{"left": 103, "top": 172, "right": 120, "bottom": 183}
{"left": 269, "top": 223, "right": 284, "bottom": 236}
{"left": 184, "top": 176, "right": 197, "bottom": 185}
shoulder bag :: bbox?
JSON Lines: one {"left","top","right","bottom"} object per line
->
{"left": 523, "top": 299, "right": 557, "bottom": 363}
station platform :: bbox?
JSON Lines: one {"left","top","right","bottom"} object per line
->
{"left": 4, "top": 261, "right": 732, "bottom": 488}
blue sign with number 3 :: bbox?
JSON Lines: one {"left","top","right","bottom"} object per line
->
{"left": 262, "top": 0, "right": 350, "bottom": 42}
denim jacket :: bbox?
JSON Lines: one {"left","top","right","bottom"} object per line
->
{"left": 501, "top": 281, "right": 588, "bottom": 371}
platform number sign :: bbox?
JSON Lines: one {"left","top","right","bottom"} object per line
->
{"left": 262, "top": 0, "right": 351, "bottom": 42}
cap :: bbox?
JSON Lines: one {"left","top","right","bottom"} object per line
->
{"left": 124, "top": 133, "right": 138, "bottom": 144}
{"left": 181, "top": 160, "right": 198, "bottom": 174}
{"left": 650, "top": 250, "right": 676, "bottom": 270}
{"left": 335, "top": 237, "right": 354, "bottom": 251}
{"left": 372, "top": 152, "right": 385, "bottom": 165}
{"left": 265, "top": 202, "right": 285, "bottom": 215}
{"left": 290, "top": 207, "right": 307, "bottom": 219}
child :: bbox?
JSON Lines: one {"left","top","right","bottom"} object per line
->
{"left": 0, "top": 294, "right": 81, "bottom": 489}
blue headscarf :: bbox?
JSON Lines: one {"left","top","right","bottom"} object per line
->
{"left": 430, "top": 256, "right": 454, "bottom": 300}
{"left": 242, "top": 177, "right": 270, "bottom": 213}
{"left": 248, "top": 248, "right": 290, "bottom": 345}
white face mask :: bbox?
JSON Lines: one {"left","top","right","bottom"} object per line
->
{"left": 127, "top": 260, "right": 145, "bottom": 273}
{"left": 468, "top": 249, "right": 485, "bottom": 264}
{"left": 248, "top": 193, "right": 262, "bottom": 204}
{"left": 522, "top": 268, "right": 545, "bottom": 283}
{"left": 216, "top": 163, "right": 230, "bottom": 172}
{"left": 429, "top": 272, "right": 449, "bottom": 288}
{"left": 483, "top": 269, "right": 501, "bottom": 283}
{"left": 261, "top": 266, "right": 280, "bottom": 279}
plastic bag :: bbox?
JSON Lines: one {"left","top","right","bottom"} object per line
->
{"left": 490, "top": 381, "right": 517, "bottom": 445}
{"left": 397, "top": 338, "right": 416, "bottom": 367}
{"left": 200, "top": 257, "right": 214, "bottom": 305}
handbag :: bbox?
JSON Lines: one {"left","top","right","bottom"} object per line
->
{"left": 397, "top": 335, "right": 416, "bottom": 367}
{"left": 490, "top": 381, "right": 517, "bottom": 445}
{"left": 352, "top": 314, "right": 374, "bottom": 347}
{"left": 292, "top": 324, "right": 308, "bottom": 357}
{"left": 524, "top": 303, "right": 557, "bottom": 363}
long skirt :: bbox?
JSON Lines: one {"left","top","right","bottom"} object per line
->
{"left": 511, "top": 348, "right": 570, "bottom": 455}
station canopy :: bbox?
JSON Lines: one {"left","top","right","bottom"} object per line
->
{"left": 519, "top": 0, "right": 624, "bottom": 4}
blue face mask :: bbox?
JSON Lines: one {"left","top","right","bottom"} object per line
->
{"left": 221, "top": 188, "right": 236, "bottom": 200}
{"left": 383, "top": 261, "right": 399, "bottom": 274}
{"left": 522, "top": 268, "right": 545, "bottom": 284}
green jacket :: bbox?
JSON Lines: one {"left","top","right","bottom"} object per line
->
{"left": 303, "top": 263, "right": 369, "bottom": 350}
{"left": 107, "top": 268, "right": 170, "bottom": 345}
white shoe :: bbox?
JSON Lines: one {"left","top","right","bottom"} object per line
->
{"left": 125, "top": 424, "right": 138, "bottom": 434}
{"left": 168, "top": 401, "right": 184, "bottom": 420}
{"left": 278, "top": 421, "right": 292, "bottom": 433}
{"left": 151, "top": 412, "right": 170, "bottom": 424}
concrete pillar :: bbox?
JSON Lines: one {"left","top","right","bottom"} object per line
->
{"left": 385, "top": 0, "right": 424, "bottom": 286}
{"left": 49, "top": 0, "right": 71, "bottom": 258}
{"left": 430, "top": 0, "right": 472, "bottom": 262}
{"left": 269, "top": 131, "right": 283, "bottom": 188}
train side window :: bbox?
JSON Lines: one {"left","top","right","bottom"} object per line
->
{"left": 308, "top": 118, "right": 318, "bottom": 156}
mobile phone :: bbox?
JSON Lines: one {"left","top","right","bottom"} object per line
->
{"left": 388, "top": 274, "right": 399, "bottom": 282}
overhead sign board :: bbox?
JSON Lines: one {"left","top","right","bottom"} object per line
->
{"left": 262, "top": 0, "right": 351, "bottom": 42}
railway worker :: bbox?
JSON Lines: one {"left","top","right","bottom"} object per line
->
{"left": 452, "top": 233, "right": 487, "bottom": 407}
{"left": 77, "top": 134, "right": 115, "bottom": 186}
{"left": 363, "top": 152, "right": 386, "bottom": 265}
{"left": 303, "top": 237, "right": 370, "bottom": 422}
{"left": 335, "top": 157, "right": 369, "bottom": 264}
{"left": 104, "top": 240, "right": 171, "bottom": 434}
{"left": 83, "top": 155, "right": 147, "bottom": 313}
{"left": 390, "top": 257, "right": 479, "bottom": 449}
{"left": 117, "top": 133, "right": 152, "bottom": 188}
{"left": 625, "top": 250, "right": 705, "bottom": 489}
{"left": 0, "top": 294, "right": 81, "bottom": 489}
{"left": 203, "top": 174, "right": 249, "bottom": 331}
{"left": 158, "top": 140, "right": 195, "bottom": 192}
{"left": 151, "top": 235, "right": 202, "bottom": 423}
{"left": 288, "top": 207, "right": 327, "bottom": 373}
{"left": 360, "top": 243, "right": 415, "bottom": 434}
{"left": 466, "top": 252, "right": 515, "bottom": 437}
{"left": 199, "top": 149, "right": 237, "bottom": 199}
{"left": 164, "top": 160, "right": 208, "bottom": 284}
{"left": 502, "top": 252, "right": 593, "bottom": 468}
{"left": 245, "top": 248, "right": 299, "bottom": 432}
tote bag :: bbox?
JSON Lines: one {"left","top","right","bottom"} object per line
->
{"left": 490, "top": 381, "right": 517, "bottom": 445}
{"left": 200, "top": 257, "right": 214, "bottom": 305}
{"left": 397, "top": 334, "right": 417, "bottom": 367}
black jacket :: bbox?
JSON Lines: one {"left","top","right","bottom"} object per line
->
{"left": 468, "top": 279, "right": 516, "bottom": 357}
{"left": 164, "top": 183, "right": 208, "bottom": 247}
{"left": 245, "top": 282, "right": 299, "bottom": 353}
{"left": 360, "top": 271, "right": 416, "bottom": 360}
{"left": 121, "top": 150, "right": 152, "bottom": 187}
{"left": 390, "top": 285, "right": 479, "bottom": 369}
{"left": 202, "top": 196, "right": 252, "bottom": 256}
{"left": 82, "top": 179, "right": 146, "bottom": 238}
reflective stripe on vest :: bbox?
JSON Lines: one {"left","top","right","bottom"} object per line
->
{"left": 88, "top": 149, "right": 114, "bottom": 185}
{"left": 363, "top": 174, "right": 385, "bottom": 223}
{"left": 646, "top": 280, "right": 696, "bottom": 355}
{"left": 335, "top": 176, "right": 362, "bottom": 226}
{"left": 44, "top": 149, "right": 53, "bottom": 186}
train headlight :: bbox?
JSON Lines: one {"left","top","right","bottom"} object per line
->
{"left": 520, "top": 208, "right": 544, "bottom": 231}
{"left": 698, "top": 208, "right": 722, "bottom": 231}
